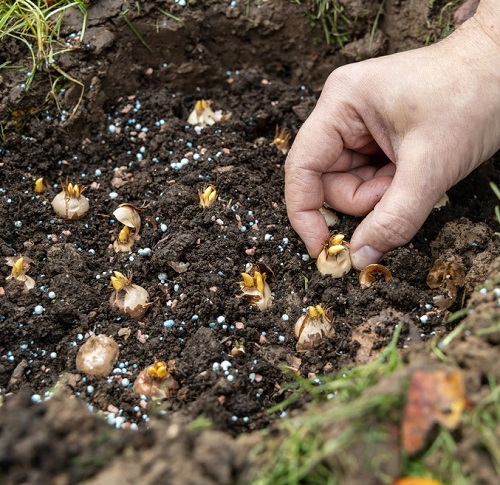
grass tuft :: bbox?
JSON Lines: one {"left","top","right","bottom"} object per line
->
{"left": 269, "top": 322, "right": 402, "bottom": 413}
{"left": 252, "top": 325, "right": 403, "bottom": 485}
{"left": 293, "top": 0, "right": 358, "bottom": 48}
{"left": 425, "top": 0, "right": 462, "bottom": 45}
{"left": 254, "top": 308, "right": 500, "bottom": 485}
{"left": 123, "top": 12, "right": 153, "bottom": 53}
{"left": 0, "top": 0, "right": 87, "bottom": 118}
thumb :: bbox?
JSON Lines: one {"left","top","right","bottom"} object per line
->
{"left": 350, "top": 161, "right": 444, "bottom": 269}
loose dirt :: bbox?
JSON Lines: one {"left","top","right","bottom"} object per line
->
{"left": 0, "top": 1, "right": 498, "bottom": 484}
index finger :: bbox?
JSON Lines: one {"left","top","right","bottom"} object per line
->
{"left": 284, "top": 102, "right": 346, "bottom": 257}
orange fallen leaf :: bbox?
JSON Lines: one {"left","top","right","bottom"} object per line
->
{"left": 392, "top": 478, "right": 442, "bottom": 485}
{"left": 402, "top": 369, "right": 467, "bottom": 454}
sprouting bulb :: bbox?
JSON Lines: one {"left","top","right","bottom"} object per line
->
{"left": 294, "top": 304, "right": 335, "bottom": 352}
{"left": 5, "top": 256, "right": 35, "bottom": 291}
{"left": 198, "top": 184, "right": 217, "bottom": 208}
{"left": 109, "top": 271, "right": 151, "bottom": 318}
{"left": 112, "top": 203, "right": 142, "bottom": 252}
{"left": 237, "top": 262, "right": 273, "bottom": 311}
{"left": 316, "top": 233, "right": 352, "bottom": 277}
{"left": 51, "top": 181, "right": 89, "bottom": 219}
{"left": 273, "top": 126, "right": 290, "bottom": 155}
{"left": 133, "top": 358, "right": 178, "bottom": 399}
{"left": 187, "top": 99, "right": 231, "bottom": 126}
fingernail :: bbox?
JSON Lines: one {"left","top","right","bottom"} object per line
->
{"left": 351, "top": 246, "right": 384, "bottom": 270}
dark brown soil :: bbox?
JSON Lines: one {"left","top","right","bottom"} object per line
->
{"left": 0, "top": 1, "right": 498, "bottom": 484}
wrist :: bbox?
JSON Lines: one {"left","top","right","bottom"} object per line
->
{"left": 443, "top": 3, "right": 500, "bottom": 70}
{"left": 469, "top": 0, "right": 500, "bottom": 51}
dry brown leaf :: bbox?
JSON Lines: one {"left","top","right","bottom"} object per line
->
{"left": 359, "top": 263, "right": 393, "bottom": 289}
{"left": 426, "top": 258, "right": 465, "bottom": 309}
{"left": 401, "top": 369, "right": 467, "bottom": 454}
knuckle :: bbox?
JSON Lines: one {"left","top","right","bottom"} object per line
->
{"left": 325, "top": 64, "right": 360, "bottom": 92}
{"left": 370, "top": 209, "right": 419, "bottom": 249}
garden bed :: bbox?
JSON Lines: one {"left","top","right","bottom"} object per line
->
{"left": 0, "top": 1, "right": 498, "bottom": 484}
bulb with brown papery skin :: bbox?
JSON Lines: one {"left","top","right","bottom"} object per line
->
{"left": 359, "top": 264, "right": 393, "bottom": 289}
{"left": 51, "top": 182, "right": 89, "bottom": 220}
{"left": 294, "top": 305, "right": 335, "bottom": 352}
{"left": 76, "top": 335, "right": 119, "bottom": 377}
{"left": 133, "top": 359, "right": 178, "bottom": 399}
{"left": 109, "top": 271, "right": 151, "bottom": 318}
{"left": 5, "top": 255, "right": 35, "bottom": 291}
{"left": 237, "top": 262, "right": 273, "bottom": 311}
{"left": 426, "top": 258, "right": 465, "bottom": 309}
{"left": 316, "top": 233, "right": 352, "bottom": 277}
{"left": 187, "top": 99, "right": 231, "bottom": 126}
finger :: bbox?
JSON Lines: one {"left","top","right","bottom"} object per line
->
{"left": 285, "top": 96, "right": 374, "bottom": 256}
{"left": 323, "top": 172, "right": 393, "bottom": 216}
{"left": 332, "top": 146, "right": 384, "bottom": 171}
{"left": 349, "top": 157, "right": 444, "bottom": 269}
{"left": 284, "top": 105, "right": 348, "bottom": 256}
{"left": 349, "top": 162, "right": 396, "bottom": 181}
{"left": 285, "top": 163, "right": 330, "bottom": 256}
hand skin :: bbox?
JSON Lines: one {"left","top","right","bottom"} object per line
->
{"left": 285, "top": 1, "right": 500, "bottom": 269}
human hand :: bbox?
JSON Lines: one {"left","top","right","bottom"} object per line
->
{"left": 285, "top": 6, "right": 500, "bottom": 269}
